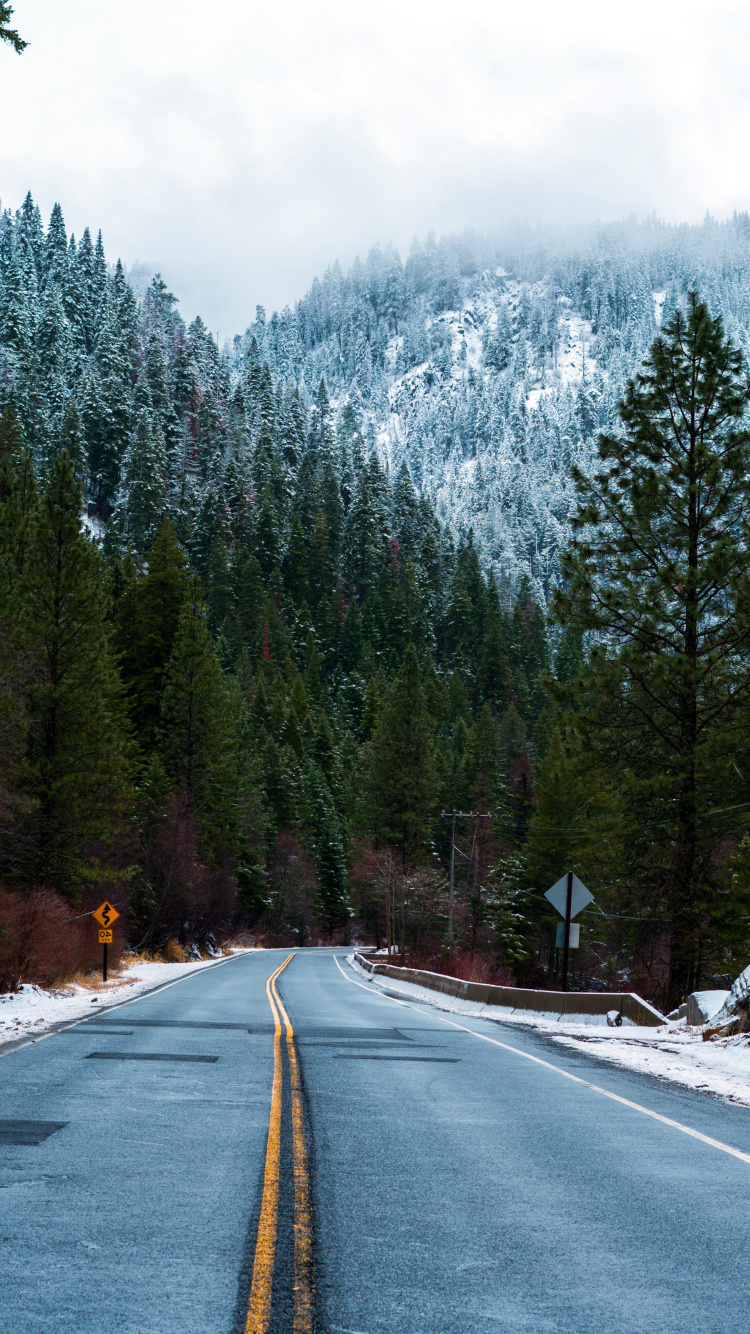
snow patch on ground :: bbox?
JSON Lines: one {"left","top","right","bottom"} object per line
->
{"left": 81, "top": 509, "right": 106, "bottom": 543}
{"left": 0, "top": 950, "right": 256, "bottom": 1050}
{"left": 349, "top": 957, "right": 750, "bottom": 1106}
{"left": 551, "top": 1028, "right": 750, "bottom": 1106}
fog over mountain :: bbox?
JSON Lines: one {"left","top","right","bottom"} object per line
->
{"left": 4, "top": 1, "right": 750, "bottom": 329}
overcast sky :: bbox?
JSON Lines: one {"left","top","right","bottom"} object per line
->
{"left": 2, "top": 0, "right": 750, "bottom": 333}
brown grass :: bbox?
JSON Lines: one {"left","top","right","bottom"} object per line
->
{"left": 162, "top": 939, "right": 187, "bottom": 963}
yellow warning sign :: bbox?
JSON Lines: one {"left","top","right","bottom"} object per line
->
{"left": 99, "top": 929, "right": 113, "bottom": 944}
{"left": 93, "top": 901, "right": 120, "bottom": 928}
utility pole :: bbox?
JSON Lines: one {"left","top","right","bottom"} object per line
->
{"left": 381, "top": 851, "right": 395, "bottom": 960}
{"left": 441, "top": 812, "right": 493, "bottom": 953}
{"left": 449, "top": 812, "right": 456, "bottom": 947}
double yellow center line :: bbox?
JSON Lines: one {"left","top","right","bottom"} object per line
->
{"left": 245, "top": 953, "right": 314, "bottom": 1334}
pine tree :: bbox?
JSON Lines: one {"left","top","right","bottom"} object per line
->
{"left": 253, "top": 484, "right": 283, "bottom": 581}
{"left": 392, "top": 460, "right": 420, "bottom": 557}
{"left": 45, "top": 204, "right": 69, "bottom": 288}
{"left": 479, "top": 604, "right": 511, "bottom": 714}
{"left": 206, "top": 535, "right": 233, "bottom": 632}
{"left": 282, "top": 513, "right": 308, "bottom": 607}
{"left": 308, "top": 764, "right": 350, "bottom": 931}
{"left": 366, "top": 644, "right": 439, "bottom": 865}
{"left": 226, "top": 544, "right": 265, "bottom": 660}
{"left": 36, "top": 282, "right": 69, "bottom": 382}
{"left": 18, "top": 452, "right": 131, "bottom": 892}
{"left": 159, "top": 583, "right": 234, "bottom": 832}
{"left": 120, "top": 409, "right": 167, "bottom": 554}
{"left": 0, "top": 4, "right": 28, "bottom": 53}
{"left": 59, "top": 399, "right": 86, "bottom": 484}
{"left": 508, "top": 575, "right": 550, "bottom": 721}
{"left": 553, "top": 295, "right": 750, "bottom": 1003}
{"left": 116, "top": 516, "right": 190, "bottom": 749}
{"left": 0, "top": 257, "right": 32, "bottom": 360}
{"left": 0, "top": 409, "right": 37, "bottom": 608}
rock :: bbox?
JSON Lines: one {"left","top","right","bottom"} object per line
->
{"left": 667, "top": 1003, "right": 687, "bottom": 1021}
{"left": 606, "top": 1010, "right": 623, "bottom": 1027}
{"left": 685, "top": 990, "right": 730, "bottom": 1027}
{"left": 703, "top": 967, "right": 750, "bottom": 1039}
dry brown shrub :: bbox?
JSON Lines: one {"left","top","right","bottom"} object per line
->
{"left": 163, "top": 939, "right": 187, "bottom": 963}
{"left": 404, "top": 949, "right": 514, "bottom": 986}
{"left": 0, "top": 886, "right": 125, "bottom": 992}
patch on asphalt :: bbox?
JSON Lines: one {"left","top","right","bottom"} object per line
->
{"left": 294, "top": 1026, "right": 413, "bottom": 1039}
{"left": 86, "top": 1052, "right": 219, "bottom": 1062}
{"left": 0, "top": 1120, "right": 68, "bottom": 1145}
{"left": 58, "top": 1029, "right": 134, "bottom": 1035}
{"left": 332, "top": 1055, "right": 460, "bottom": 1062}
{"left": 96, "top": 1019, "right": 250, "bottom": 1030}
{"left": 298, "top": 1040, "right": 419, "bottom": 1047}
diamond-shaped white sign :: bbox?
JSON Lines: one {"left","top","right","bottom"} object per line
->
{"left": 544, "top": 873, "right": 593, "bottom": 921}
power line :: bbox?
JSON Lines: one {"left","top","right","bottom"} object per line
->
{"left": 440, "top": 812, "right": 493, "bottom": 947}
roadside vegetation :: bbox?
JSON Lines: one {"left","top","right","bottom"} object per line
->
{"left": 3, "top": 198, "right": 750, "bottom": 1010}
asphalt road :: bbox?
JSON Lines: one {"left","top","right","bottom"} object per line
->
{"left": 2, "top": 949, "right": 750, "bottom": 1333}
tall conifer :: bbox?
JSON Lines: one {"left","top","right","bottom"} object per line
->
{"left": 20, "top": 452, "right": 130, "bottom": 891}
{"left": 554, "top": 296, "right": 750, "bottom": 1002}
{"left": 366, "top": 644, "right": 438, "bottom": 865}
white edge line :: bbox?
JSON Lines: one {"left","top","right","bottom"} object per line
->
{"left": 333, "top": 954, "right": 750, "bottom": 1168}
{"left": 0, "top": 949, "right": 265, "bottom": 1060}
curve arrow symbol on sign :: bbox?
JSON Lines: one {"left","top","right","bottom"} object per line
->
{"left": 93, "top": 901, "right": 120, "bottom": 928}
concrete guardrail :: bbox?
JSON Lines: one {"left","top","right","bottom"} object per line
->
{"left": 353, "top": 954, "right": 666, "bottom": 1027}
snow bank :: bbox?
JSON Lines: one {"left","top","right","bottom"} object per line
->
{"left": 0, "top": 950, "right": 255, "bottom": 1051}
{"left": 348, "top": 956, "right": 750, "bottom": 1106}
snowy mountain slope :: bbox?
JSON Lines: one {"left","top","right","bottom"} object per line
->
{"left": 239, "top": 215, "right": 750, "bottom": 595}
{"left": 6, "top": 200, "right": 750, "bottom": 599}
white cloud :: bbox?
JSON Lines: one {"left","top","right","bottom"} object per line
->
{"left": 2, "top": 0, "right": 750, "bottom": 331}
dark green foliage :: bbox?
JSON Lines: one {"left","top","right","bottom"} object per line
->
{"left": 159, "top": 583, "right": 234, "bottom": 834}
{"left": 0, "top": 4, "right": 27, "bottom": 53}
{"left": 12, "top": 452, "right": 131, "bottom": 892}
{"left": 307, "top": 764, "right": 349, "bottom": 928}
{"left": 553, "top": 296, "right": 750, "bottom": 1002}
{"left": 366, "top": 645, "right": 439, "bottom": 865}
{"left": 509, "top": 575, "right": 550, "bottom": 722}
{"left": 116, "top": 517, "right": 190, "bottom": 748}
{"left": 0, "top": 196, "right": 558, "bottom": 963}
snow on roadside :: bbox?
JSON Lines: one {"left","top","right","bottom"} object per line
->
{"left": 348, "top": 956, "right": 750, "bottom": 1107}
{"left": 550, "top": 1028, "right": 750, "bottom": 1106}
{"left": 0, "top": 950, "right": 257, "bottom": 1050}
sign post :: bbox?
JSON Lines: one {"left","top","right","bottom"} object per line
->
{"left": 92, "top": 902, "right": 120, "bottom": 981}
{"left": 544, "top": 872, "right": 593, "bottom": 992}
{"left": 562, "top": 871, "right": 573, "bottom": 994}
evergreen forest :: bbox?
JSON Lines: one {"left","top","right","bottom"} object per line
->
{"left": 5, "top": 193, "right": 750, "bottom": 1009}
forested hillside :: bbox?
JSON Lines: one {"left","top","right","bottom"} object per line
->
{"left": 246, "top": 211, "right": 750, "bottom": 596}
{"left": 4, "top": 193, "right": 750, "bottom": 1008}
